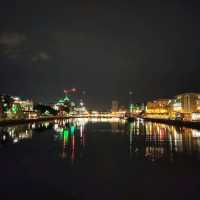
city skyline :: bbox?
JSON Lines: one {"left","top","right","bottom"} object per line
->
{"left": 0, "top": 1, "right": 200, "bottom": 110}
{"left": 1, "top": 1, "right": 200, "bottom": 199}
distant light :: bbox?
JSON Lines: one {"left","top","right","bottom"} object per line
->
{"left": 72, "top": 88, "right": 76, "bottom": 92}
{"left": 63, "top": 129, "right": 69, "bottom": 143}
{"left": 12, "top": 104, "right": 18, "bottom": 114}
{"left": 13, "top": 138, "right": 18, "bottom": 143}
{"left": 3, "top": 135, "right": 6, "bottom": 141}
{"left": 70, "top": 125, "right": 75, "bottom": 135}
{"left": 192, "top": 130, "right": 200, "bottom": 138}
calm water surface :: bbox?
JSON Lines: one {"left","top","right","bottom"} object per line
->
{"left": 1, "top": 118, "right": 200, "bottom": 200}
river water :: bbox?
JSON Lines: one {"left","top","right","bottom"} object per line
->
{"left": 0, "top": 118, "right": 200, "bottom": 200}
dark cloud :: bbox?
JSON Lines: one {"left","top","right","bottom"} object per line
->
{"left": 0, "top": 32, "right": 50, "bottom": 63}
{"left": 0, "top": 32, "right": 26, "bottom": 46}
{"left": 32, "top": 52, "right": 51, "bottom": 62}
{"left": 0, "top": 32, "right": 27, "bottom": 58}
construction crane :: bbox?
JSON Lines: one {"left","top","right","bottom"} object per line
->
{"left": 64, "top": 88, "right": 78, "bottom": 94}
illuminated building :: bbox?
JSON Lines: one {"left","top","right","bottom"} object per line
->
{"left": 145, "top": 94, "right": 200, "bottom": 120}
{"left": 145, "top": 99, "right": 170, "bottom": 118}
{"left": 54, "top": 95, "right": 74, "bottom": 116}
{"left": 168, "top": 93, "right": 200, "bottom": 120}
{"left": 111, "top": 100, "right": 119, "bottom": 113}
{"left": 12, "top": 97, "right": 34, "bottom": 119}
{"left": 15, "top": 99, "right": 33, "bottom": 112}
{"left": 196, "top": 98, "right": 200, "bottom": 111}
{"left": 0, "top": 95, "right": 22, "bottom": 119}
{"left": 191, "top": 113, "right": 200, "bottom": 121}
{"left": 130, "top": 103, "right": 145, "bottom": 114}
{"left": 0, "top": 95, "right": 13, "bottom": 115}
{"left": 118, "top": 105, "right": 127, "bottom": 112}
{"left": 175, "top": 93, "right": 200, "bottom": 113}
{"left": 0, "top": 95, "right": 35, "bottom": 119}
{"left": 74, "top": 100, "right": 88, "bottom": 116}
{"left": 168, "top": 98, "right": 182, "bottom": 119}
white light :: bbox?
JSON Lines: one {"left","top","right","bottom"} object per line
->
{"left": 3, "top": 135, "right": 6, "bottom": 141}
{"left": 13, "top": 138, "right": 18, "bottom": 143}
{"left": 192, "top": 113, "right": 200, "bottom": 121}
{"left": 192, "top": 130, "right": 200, "bottom": 138}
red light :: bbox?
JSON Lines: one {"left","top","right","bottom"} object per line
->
{"left": 64, "top": 88, "right": 77, "bottom": 94}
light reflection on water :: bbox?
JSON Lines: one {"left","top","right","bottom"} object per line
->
{"left": 53, "top": 118, "right": 87, "bottom": 163}
{"left": 0, "top": 124, "right": 33, "bottom": 147}
{"left": 1, "top": 118, "right": 200, "bottom": 164}
{"left": 128, "top": 119, "right": 200, "bottom": 162}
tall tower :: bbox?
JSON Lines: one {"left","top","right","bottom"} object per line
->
{"left": 111, "top": 100, "right": 119, "bottom": 113}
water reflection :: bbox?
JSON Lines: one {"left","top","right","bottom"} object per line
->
{"left": 0, "top": 121, "right": 54, "bottom": 148}
{"left": 53, "top": 118, "right": 88, "bottom": 163}
{"left": 1, "top": 118, "right": 200, "bottom": 164}
{"left": 128, "top": 119, "right": 200, "bottom": 162}
{"left": 88, "top": 117, "right": 126, "bottom": 123}
{"left": 111, "top": 120, "right": 126, "bottom": 134}
{"left": 0, "top": 124, "right": 32, "bottom": 147}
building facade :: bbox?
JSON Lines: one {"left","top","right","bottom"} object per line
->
{"left": 130, "top": 103, "right": 145, "bottom": 114}
{"left": 146, "top": 99, "right": 170, "bottom": 114}
{"left": 111, "top": 100, "right": 119, "bottom": 113}
{"left": 168, "top": 93, "right": 200, "bottom": 120}
{"left": 176, "top": 93, "right": 200, "bottom": 113}
{"left": 0, "top": 95, "right": 34, "bottom": 119}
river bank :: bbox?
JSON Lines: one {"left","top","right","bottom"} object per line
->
{"left": 0, "top": 116, "right": 70, "bottom": 126}
{"left": 142, "top": 117, "right": 200, "bottom": 129}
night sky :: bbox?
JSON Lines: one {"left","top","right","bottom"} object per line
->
{"left": 0, "top": 0, "right": 199, "bottom": 110}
